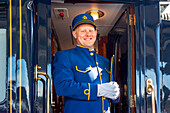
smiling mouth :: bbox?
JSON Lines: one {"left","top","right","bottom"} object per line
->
{"left": 84, "top": 38, "right": 92, "bottom": 41}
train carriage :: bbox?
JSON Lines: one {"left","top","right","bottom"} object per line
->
{"left": 0, "top": 0, "right": 169, "bottom": 113}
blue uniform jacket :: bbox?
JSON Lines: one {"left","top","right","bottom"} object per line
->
{"left": 53, "top": 45, "right": 116, "bottom": 113}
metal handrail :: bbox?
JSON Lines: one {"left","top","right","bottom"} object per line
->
{"left": 146, "top": 79, "right": 155, "bottom": 113}
{"left": 34, "top": 64, "right": 50, "bottom": 113}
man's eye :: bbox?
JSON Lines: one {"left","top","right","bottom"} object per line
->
{"left": 80, "top": 30, "right": 85, "bottom": 32}
{"left": 89, "top": 30, "right": 94, "bottom": 32}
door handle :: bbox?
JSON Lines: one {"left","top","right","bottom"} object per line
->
{"left": 34, "top": 64, "right": 50, "bottom": 113}
{"left": 146, "top": 79, "right": 155, "bottom": 113}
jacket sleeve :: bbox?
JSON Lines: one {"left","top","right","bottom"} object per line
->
{"left": 52, "top": 51, "right": 98, "bottom": 101}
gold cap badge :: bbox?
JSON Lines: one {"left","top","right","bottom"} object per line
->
{"left": 82, "top": 15, "right": 87, "bottom": 19}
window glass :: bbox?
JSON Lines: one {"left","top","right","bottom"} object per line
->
{"left": 0, "top": 29, "right": 6, "bottom": 102}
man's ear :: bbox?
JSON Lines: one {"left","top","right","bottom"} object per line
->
{"left": 72, "top": 31, "right": 77, "bottom": 39}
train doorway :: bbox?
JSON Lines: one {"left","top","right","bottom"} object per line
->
{"left": 51, "top": 2, "right": 136, "bottom": 113}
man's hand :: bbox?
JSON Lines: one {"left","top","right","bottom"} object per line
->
{"left": 97, "top": 81, "right": 120, "bottom": 100}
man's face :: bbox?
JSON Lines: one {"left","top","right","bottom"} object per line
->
{"left": 72, "top": 24, "right": 97, "bottom": 50}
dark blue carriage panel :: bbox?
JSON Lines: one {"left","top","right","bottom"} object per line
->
{"left": 135, "top": 1, "right": 161, "bottom": 113}
{"left": 160, "top": 20, "right": 170, "bottom": 113}
{"left": 0, "top": 0, "right": 51, "bottom": 113}
{"left": 34, "top": 0, "right": 51, "bottom": 112}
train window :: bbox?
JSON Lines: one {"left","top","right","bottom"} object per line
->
{"left": 0, "top": 29, "right": 6, "bottom": 102}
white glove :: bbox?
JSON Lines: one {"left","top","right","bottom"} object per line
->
{"left": 97, "top": 81, "right": 120, "bottom": 100}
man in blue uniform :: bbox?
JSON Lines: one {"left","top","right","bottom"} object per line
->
{"left": 53, "top": 13, "right": 120, "bottom": 113}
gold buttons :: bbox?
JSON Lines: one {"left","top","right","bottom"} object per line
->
{"left": 103, "top": 97, "right": 106, "bottom": 100}
{"left": 103, "top": 110, "right": 106, "bottom": 113}
{"left": 96, "top": 62, "right": 98, "bottom": 66}
{"left": 99, "top": 72, "right": 102, "bottom": 76}
{"left": 90, "top": 52, "right": 94, "bottom": 56}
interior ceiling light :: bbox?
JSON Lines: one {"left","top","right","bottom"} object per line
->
{"left": 85, "top": 10, "right": 104, "bottom": 20}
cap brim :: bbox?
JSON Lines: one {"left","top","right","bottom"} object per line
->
{"left": 73, "top": 20, "right": 96, "bottom": 31}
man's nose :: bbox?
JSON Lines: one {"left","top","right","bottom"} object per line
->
{"left": 86, "top": 31, "right": 91, "bottom": 35}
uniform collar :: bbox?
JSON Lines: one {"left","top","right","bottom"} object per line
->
{"left": 76, "top": 45, "right": 96, "bottom": 52}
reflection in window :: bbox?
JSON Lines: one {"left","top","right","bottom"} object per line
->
{"left": 0, "top": 29, "right": 6, "bottom": 102}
